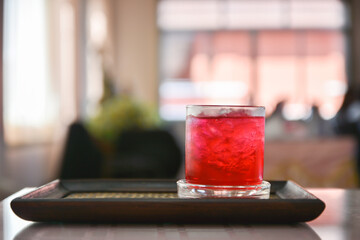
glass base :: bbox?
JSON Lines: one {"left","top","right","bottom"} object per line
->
{"left": 177, "top": 179, "right": 271, "bottom": 199}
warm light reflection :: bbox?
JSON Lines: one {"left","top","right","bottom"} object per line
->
{"left": 309, "top": 190, "right": 345, "bottom": 219}
{"left": 160, "top": 31, "right": 347, "bottom": 121}
{"left": 308, "top": 189, "right": 346, "bottom": 239}
{"left": 159, "top": 0, "right": 347, "bottom": 122}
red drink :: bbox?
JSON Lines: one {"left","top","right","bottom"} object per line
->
{"left": 185, "top": 113, "right": 264, "bottom": 186}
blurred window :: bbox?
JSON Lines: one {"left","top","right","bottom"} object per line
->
{"left": 3, "top": 0, "right": 56, "bottom": 145}
{"left": 158, "top": 0, "right": 348, "bottom": 121}
{"left": 3, "top": 0, "right": 80, "bottom": 146}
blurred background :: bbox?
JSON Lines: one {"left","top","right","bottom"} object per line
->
{"left": 1, "top": 0, "right": 360, "bottom": 199}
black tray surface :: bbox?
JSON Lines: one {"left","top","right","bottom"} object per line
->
{"left": 11, "top": 179, "right": 325, "bottom": 223}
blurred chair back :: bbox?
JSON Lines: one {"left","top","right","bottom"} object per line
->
{"left": 59, "top": 122, "right": 182, "bottom": 179}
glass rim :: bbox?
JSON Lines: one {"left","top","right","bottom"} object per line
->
{"left": 177, "top": 179, "right": 270, "bottom": 189}
{"left": 186, "top": 105, "right": 265, "bottom": 109}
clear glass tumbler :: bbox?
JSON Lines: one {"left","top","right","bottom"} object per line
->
{"left": 177, "top": 105, "right": 270, "bottom": 198}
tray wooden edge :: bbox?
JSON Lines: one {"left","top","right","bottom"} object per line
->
{"left": 10, "top": 179, "right": 326, "bottom": 223}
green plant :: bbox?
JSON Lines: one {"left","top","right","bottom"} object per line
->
{"left": 87, "top": 96, "right": 160, "bottom": 143}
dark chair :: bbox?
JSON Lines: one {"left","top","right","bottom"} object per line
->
{"left": 59, "top": 122, "right": 182, "bottom": 179}
{"left": 112, "top": 129, "right": 182, "bottom": 178}
{"left": 59, "top": 123, "right": 103, "bottom": 179}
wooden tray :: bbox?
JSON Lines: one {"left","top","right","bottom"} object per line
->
{"left": 11, "top": 179, "right": 325, "bottom": 223}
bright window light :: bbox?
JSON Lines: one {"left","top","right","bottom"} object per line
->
{"left": 3, "top": 0, "right": 56, "bottom": 144}
{"left": 158, "top": 0, "right": 348, "bottom": 122}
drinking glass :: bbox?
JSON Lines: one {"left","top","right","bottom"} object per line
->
{"left": 177, "top": 105, "right": 270, "bottom": 198}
